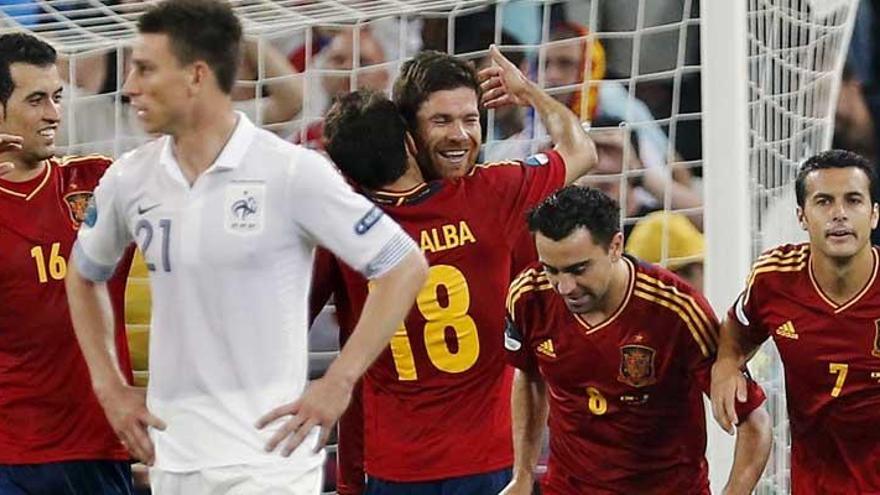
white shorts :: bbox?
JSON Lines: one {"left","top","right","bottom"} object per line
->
{"left": 150, "top": 462, "right": 323, "bottom": 495}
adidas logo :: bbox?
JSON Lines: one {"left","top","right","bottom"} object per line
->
{"left": 536, "top": 339, "right": 556, "bottom": 358}
{"left": 775, "top": 321, "right": 798, "bottom": 340}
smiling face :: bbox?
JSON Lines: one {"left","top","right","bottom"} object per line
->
{"left": 123, "top": 33, "right": 192, "bottom": 135}
{"left": 412, "top": 87, "right": 481, "bottom": 180}
{"left": 536, "top": 227, "right": 624, "bottom": 314}
{"left": 798, "top": 167, "right": 879, "bottom": 262}
{"left": 0, "top": 62, "right": 62, "bottom": 168}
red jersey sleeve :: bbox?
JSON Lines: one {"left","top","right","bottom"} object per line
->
{"left": 676, "top": 280, "right": 766, "bottom": 420}
{"left": 726, "top": 245, "right": 809, "bottom": 345}
{"left": 504, "top": 267, "right": 546, "bottom": 374}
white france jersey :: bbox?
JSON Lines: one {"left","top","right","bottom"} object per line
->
{"left": 73, "top": 114, "right": 416, "bottom": 472}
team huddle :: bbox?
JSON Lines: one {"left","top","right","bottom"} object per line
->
{"left": 0, "top": 0, "right": 878, "bottom": 494}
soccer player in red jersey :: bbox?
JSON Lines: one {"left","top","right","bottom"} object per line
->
{"left": 503, "top": 186, "right": 771, "bottom": 495}
{"left": 312, "top": 45, "right": 597, "bottom": 494}
{"left": 712, "top": 150, "right": 880, "bottom": 494}
{"left": 0, "top": 33, "right": 134, "bottom": 493}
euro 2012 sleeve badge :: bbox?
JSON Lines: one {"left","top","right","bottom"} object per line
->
{"left": 225, "top": 181, "right": 266, "bottom": 235}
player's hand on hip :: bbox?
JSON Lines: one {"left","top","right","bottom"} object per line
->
{"left": 710, "top": 359, "right": 749, "bottom": 435}
{"left": 479, "top": 45, "right": 533, "bottom": 109}
{"left": 256, "top": 375, "right": 352, "bottom": 456}
{"left": 499, "top": 477, "right": 534, "bottom": 495}
{"left": 97, "top": 384, "right": 166, "bottom": 466}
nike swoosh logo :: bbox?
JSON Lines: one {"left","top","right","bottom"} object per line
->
{"left": 137, "top": 203, "right": 161, "bottom": 215}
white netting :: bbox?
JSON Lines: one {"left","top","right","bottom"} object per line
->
{"left": 744, "top": 1, "right": 858, "bottom": 493}
{"left": 0, "top": 0, "right": 860, "bottom": 493}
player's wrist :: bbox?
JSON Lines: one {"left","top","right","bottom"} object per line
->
{"left": 322, "top": 363, "right": 358, "bottom": 392}
{"left": 92, "top": 377, "right": 127, "bottom": 403}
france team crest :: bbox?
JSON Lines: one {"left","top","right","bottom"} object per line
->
{"left": 225, "top": 181, "right": 266, "bottom": 234}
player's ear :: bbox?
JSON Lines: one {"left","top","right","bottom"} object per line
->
{"left": 189, "top": 60, "right": 211, "bottom": 94}
{"left": 404, "top": 131, "right": 417, "bottom": 159}
{"left": 608, "top": 231, "right": 624, "bottom": 260}
{"left": 796, "top": 206, "right": 808, "bottom": 231}
{"left": 872, "top": 202, "right": 879, "bottom": 229}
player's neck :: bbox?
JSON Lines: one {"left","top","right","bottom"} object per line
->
{"left": 380, "top": 160, "right": 425, "bottom": 192}
{"left": 582, "top": 258, "right": 631, "bottom": 324}
{"left": 810, "top": 245, "right": 875, "bottom": 303}
{"left": 0, "top": 155, "right": 46, "bottom": 183}
{"left": 171, "top": 106, "right": 238, "bottom": 186}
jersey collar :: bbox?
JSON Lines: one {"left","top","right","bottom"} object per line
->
{"left": 160, "top": 112, "right": 257, "bottom": 186}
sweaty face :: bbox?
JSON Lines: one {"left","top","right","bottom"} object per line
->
{"left": 0, "top": 63, "right": 62, "bottom": 166}
{"left": 413, "top": 87, "right": 481, "bottom": 180}
{"left": 798, "top": 167, "right": 879, "bottom": 261}
{"left": 536, "top": 228, "right": 621, "bottom": 314}
{"left": 123, "top": 33, "right": 191, "bottom": 135}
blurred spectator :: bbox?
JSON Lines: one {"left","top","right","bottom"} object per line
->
{"left": 483, "top": 22, "right": 702, "bottom": 220}
{"left": 294, "top": 27, "right": 392, "bottom": 148}
{"left": 58, "top": 38, "right": 301, "bottom": 155}
{"left": 833, "top": 65, "right": 876, "bottom": 162}
{"left": 626, "top": 211, "right": 705, "bottom": 293}
{"left": 574, "top": 122, "right": 656, "bottom": 237}
{"left": 231, "top": 39, "right": 304, "bottom": 129}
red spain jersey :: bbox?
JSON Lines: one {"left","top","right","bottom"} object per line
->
{"left": 506, "top": 257, "right": 766, "bottom": 495}
{"left": 0, "top": 156, "right": 132, "bottom": 464}
{"left": 310, "top": 152, "right": 566, "bottom": 482}
{"left": 731, "top": 243, "right": 880, "bottom": 494}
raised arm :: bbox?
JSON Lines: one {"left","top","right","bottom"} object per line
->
{"left": 479, "top": 45, "right": 597, "bottom": 184}
{"left": 241, "top": 39, "right": 303, "bottom": 125}
{"left": 501, "top": 368, "right": 549, "bottom": 495}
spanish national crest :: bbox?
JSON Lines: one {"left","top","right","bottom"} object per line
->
{"left": 225, "top": 181, "right": 265, "bottom": 235}
{"left": 64, "top": 191, "right": 94, "bottom": 227}
{"left": 618, "top": 344, "right": 657, "bottom": 388}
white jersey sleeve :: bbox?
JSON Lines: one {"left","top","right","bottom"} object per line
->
{"left": 289, "top": 151, "right": 416, "bottom": 279}
{"left": 72, "top": 163, "right": 132, "bottom": 281}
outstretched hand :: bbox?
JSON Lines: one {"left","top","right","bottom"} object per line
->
{"left": 478, "top": 45, "right": 534, "bottom": 109}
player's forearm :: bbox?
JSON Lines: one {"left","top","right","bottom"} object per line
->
{"left": 726, "top": 406, "right": 772, "bottom": 494}
{"left": 324, "top": 249, "right": 427, "bottom": 388}
{"left": 523, "top": 81, "right": 596, "bottom": 183}
{"left": 65, "top": 261, "right": 127, "bottom": 398}
{"left": 510, "top": 369, "right": 548, "bottom": 483}
{"left": 718, "top": 317, "right": 759, "bottom": 368}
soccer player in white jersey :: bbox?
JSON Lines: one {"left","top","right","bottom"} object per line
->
{"left": 63, "top": 0, "right": 428, "bottom": 493}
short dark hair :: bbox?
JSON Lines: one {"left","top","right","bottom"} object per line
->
{"left": 795, "top": 149, "right": 877, "bottom": 206}
{"left": 325, "top": 90, "right": 408, "bottom": 190}
{"left": 393, "top": 50, "right": 481, "bottom": 131}
{"left": 0, "top": 33, "right": 57, "bottom": 107}
{"left": 528, "top": 185, "right": 621, "bottom": 248}
{"left": 138, "top": 0, "right": 242, "bottom": 94}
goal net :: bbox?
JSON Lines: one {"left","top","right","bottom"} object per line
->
{"left": 0, "top": 0, "right": 858, "bottom": 493}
